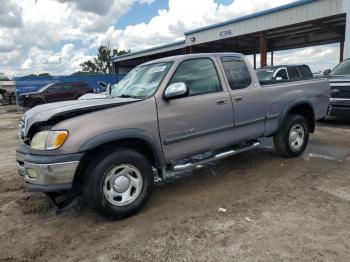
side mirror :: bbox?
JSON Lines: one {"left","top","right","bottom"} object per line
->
{"left": 275, "top": 76, "right": 283, "bottom": 81}
{"left": 323, "top": 69, "right": 331, "bottom": 75}
{"left": 98, "top": 81, "right": 108, "bottom": 88}
{"left": 164, "top": 82, "right": 188, "bottom": 100}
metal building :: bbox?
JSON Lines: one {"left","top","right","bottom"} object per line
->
{"left": 113, "top": 0, "right": 350, "bottom": 73}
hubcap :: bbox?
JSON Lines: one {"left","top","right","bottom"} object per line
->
{"left": 103, "top": 164, "right": 143, "bottom": 206}
{"left": 113, "top": 176, "right": 130, "bottom": 193}
{"left": 289, "top": 123, "right": 305, "bottom": 151}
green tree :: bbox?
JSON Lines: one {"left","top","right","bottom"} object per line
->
{"left": 0, "top": 73, "right": 10, "bottom": 81}
{"left": 38, "top": 73, "right": 51, "bottom": 77}
{"left": 78, "top": 42, "right": 130, "bottom": 74}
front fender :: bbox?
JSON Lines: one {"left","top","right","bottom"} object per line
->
{"left": 78, "top": 128, "right": 165, "bottom": 167}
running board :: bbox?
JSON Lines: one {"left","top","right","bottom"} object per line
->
{"left": 172, "top": 141, "right": 260, "bottom": 172}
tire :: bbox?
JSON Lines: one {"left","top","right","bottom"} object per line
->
{"left": 82, "top": 148, "right": 154, "bottom": 220}
{"left": 273, "top": 114, "right": 309, "bottom": 158}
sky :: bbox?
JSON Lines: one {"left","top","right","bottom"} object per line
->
{"left": 0, "top": 0, "right": 341, "bottom": 76}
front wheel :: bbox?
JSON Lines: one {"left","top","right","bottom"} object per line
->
{"left": 273, "top": 114, "right": 309, "bottom": 157}
{"left": 83, "top": 149, "right": 154, "bottom": 220}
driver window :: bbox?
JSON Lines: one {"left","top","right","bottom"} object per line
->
{"left": 275, "top": 69, "right": 288, "bottom": 80}
{"left": 169, "top": 58, "right": 221, "bottom": 96}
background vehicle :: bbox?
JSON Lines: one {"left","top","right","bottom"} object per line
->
{"left": 19, "top": 82, "right": 93, "bottom": 108}
{"left": 256, "top": 65, "right": 313, "bottom": 83}
{"left": 16, "top": 53, "right": 330, "bottom": 219}
{"left": 78, "top": 82, "right": 109, "bottom": 100}
{"left": 323, "top": 58, "right": 350, "bottom": 117}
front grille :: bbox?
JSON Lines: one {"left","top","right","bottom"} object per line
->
{"left": 330, "top": 85, "right": 350, "bottom": 99}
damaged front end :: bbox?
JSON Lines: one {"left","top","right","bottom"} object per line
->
{"left": 16, "top": 98, "right": 140, "bottom": 209}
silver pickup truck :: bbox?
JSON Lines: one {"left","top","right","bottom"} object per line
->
{"left": 16, "top": 53, "right": 330, "bottom": 219}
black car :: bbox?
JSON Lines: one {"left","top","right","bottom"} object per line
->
{"left": 19, "top": 82, "right": 93, "bottom": 108}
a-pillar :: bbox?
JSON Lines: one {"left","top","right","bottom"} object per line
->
{"left": 260, "top": 31, "right": 267, "bottom": 67}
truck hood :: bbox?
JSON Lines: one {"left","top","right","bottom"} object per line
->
{"left": 20, "top": 91, "right": 40, "bottom": 97}
{"left": 21, "top": 98, "right": 140, "bottom": 137}
{"left": 78, "top": 92, "right": 107, "bottom": 100}
{"left": 328, "top": 75, "right": 350, "bottom": 83}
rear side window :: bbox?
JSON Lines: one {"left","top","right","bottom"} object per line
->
{"left": 299, "top": 66, "right": 313, "bottom": 78}
{"left": 220, "top": 56, "right": 252, "bottom": 90}
{"left": 46, "top": 84, "right": 63, "bottom": 93}
{"left": 62, "top": 85, "right": 74, "bottom": 91}
{"left": 169, "top": 58, "right": 221, "bottom": 96}
{"left": 287, "top": 67, "right": 301, "bottom": 79}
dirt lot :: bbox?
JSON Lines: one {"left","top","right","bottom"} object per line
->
{"left": 0, "top": 105, "right": 349, "bottom": 262}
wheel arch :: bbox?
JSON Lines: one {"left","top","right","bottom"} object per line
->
{"left": 279, "top": 101, "right": 315, "bottom": 133}
{"left": 74, "top": 129, "right": 165, "bottom": 186}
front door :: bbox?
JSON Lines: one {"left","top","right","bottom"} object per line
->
{"left": 156, "top": 58, "right": 234, "bottom": 162}
{"left": 219, "top": 56, "right": 266, "bottom": 143}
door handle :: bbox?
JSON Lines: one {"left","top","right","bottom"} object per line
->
{"left": 216, "top": 98, "right": 227, "bottom": 105}
{"left": 234, "top": 96, "right": 243, "bottom": 102}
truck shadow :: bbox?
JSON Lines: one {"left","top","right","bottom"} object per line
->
{"left": 318, "top": 116, "right": 350, "bottom": 128}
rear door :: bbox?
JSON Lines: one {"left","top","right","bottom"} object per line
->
{"left": 156, "top": 57, "right": 234, "bottom": 162}
{"left": 287, "top": 67, "right": 301, "bottom": 80}
{"left": 219, "top": 56, "right": 266, "bottom": 143}
{"left": 44, "top": 84, "right": 63, "bottom": 102}
{"left": 62, "top": 84, "right": 77, "bottom": 100}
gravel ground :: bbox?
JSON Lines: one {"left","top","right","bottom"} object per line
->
{"left": 0, "top": 105, "right": 349, "bottom": 262}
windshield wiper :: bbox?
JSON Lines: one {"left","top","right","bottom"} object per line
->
{"left": 117, "top": 94, "right": 141, "bottom": 99}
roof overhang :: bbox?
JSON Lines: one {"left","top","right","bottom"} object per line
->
{"left": 113, "top": 40, "right": 185, "bottom": 62}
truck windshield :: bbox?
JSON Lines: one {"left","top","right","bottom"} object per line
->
{"left": 256, "top": 69, "right": 274, "bottom": 81}
{"left": 331, "top": 59, "right": 350, "bottom": 76}
{"left": 111, "top": 62, "right": 172, "bottom": 98}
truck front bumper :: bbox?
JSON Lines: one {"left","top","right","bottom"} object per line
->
{"left": 327, "top": 99, "right": 350, "bottom": 117}
{"left": 16, "top": 145, "right": 83, "bottom": 192}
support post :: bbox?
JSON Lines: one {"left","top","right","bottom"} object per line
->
{"left": 342, "top": 0, "right": 350, "bottom": 59}
{"left": 253, "top": 53, "right": 256, "bottom": 69}
{"left": 253, "top": 40, "right": 256, "bottom": 69}
{"left": 186, "top": 46, "right": 193, "bottom": 54}
{"left": 271, "top": 50, "right": 274, "bottom": 66}
{"left": 260, "top": 31, "right": 267, "bottom": 67}
{"left": 340, "top": 40, "right": 344, "bottom": 62}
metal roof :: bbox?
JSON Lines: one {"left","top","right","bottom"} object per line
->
{"left": 184, "top": 0, "right": 319, "bottom": 35}
{"left": 113, "top": 40, "right": 185, "bottom": 62}
{"left": 113, "top": 0, "right": 349, "bottom": 64}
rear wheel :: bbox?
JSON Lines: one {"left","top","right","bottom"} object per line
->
{"left": 83, "top": 148, "right": 154, "bottom": 220}
{"left": 273, "top": 114, "right": 309, "bottom": 157}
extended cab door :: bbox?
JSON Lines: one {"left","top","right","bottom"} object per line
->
{"left": 218, "top": 56, "right": 265, "bottom": 143}
{"left": 156, "top": 58, "right": 234, "bottom": 162}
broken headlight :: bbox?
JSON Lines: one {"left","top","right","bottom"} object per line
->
{"left": 31, "top": 130, "right": 68, "bottom": 150}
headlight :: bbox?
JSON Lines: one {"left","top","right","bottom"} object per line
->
{"left": 31, "top": 130, "right": 68, "bottom": 150}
